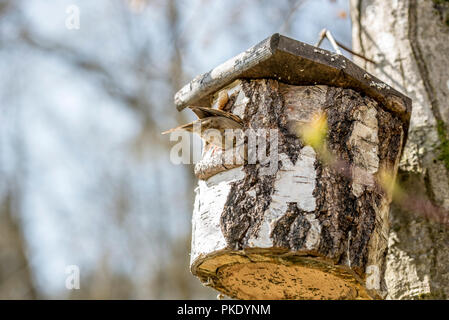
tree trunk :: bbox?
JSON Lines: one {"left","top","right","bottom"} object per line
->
{"left": 190, "top": 79, "right": 408, "bottom": 299}
{"left": 350, "top": 0, "right": 449, "bottom": 299}
{"left": 0, "top": 191, "right": 37, "bottom": 299}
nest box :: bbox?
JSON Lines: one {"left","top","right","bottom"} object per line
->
{"left": 174, "top": 34, "right": 411, "bottom": 300}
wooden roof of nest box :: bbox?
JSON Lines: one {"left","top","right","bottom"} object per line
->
{"left": 174, "top": 33, "right": 411, "bottom": 125}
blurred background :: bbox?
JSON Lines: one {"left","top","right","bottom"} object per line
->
{"left": 0, "top": 0, "right": 351, "bottom": 299}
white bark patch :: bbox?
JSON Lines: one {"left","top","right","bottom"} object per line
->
{"left": 248, "top": 146, "right": 317, "bottom": 248}
{"left": 191, "top": 167, "right": 245, "bottom": 263}
{"left": 304, "top": 213, "right": 321, "bottom": 250}
{"left": 385, "top": 231, "right": 431, "bottom": 299}
{"left": 232, "top": 89, "right": 250, "bottom": 119}
{"left": 348, "top": 104, "right": 379, "bottom": 197}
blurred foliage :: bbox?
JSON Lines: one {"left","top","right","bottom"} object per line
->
{"left": 297, "top": 111, "right": 328, "bottom": 151}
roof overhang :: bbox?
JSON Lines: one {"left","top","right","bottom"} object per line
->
{"left": 174, "top": 33, "right": 411, "bottom": 124}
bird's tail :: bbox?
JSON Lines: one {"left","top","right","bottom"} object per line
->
{"left": 161, "top": 122, "right": 194, "bottom": 134}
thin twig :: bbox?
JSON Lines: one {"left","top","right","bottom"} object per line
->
{"left": 314, "top": 28, "right": 327, "bottom": 48}
{"left": 324, "top": 30, "right": 342, "bottom": 55}
{"left": 315, "top": 28, "right": 376, "bottom": 65}
{"left": 334, "top": 39, "right": 376, "bottom": 65}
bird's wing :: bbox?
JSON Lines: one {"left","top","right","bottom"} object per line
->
{"left": 188, "top": 106, "right": 209, "bottom": 119}
{"left": 189, "top": 106, "right": 244, "bottom": 125}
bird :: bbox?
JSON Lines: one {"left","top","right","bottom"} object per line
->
{"left": 216, "top": 90, "right": 229, "bottom": 110}
{"left": 162, "top": 106, "right": 244, "bottom": 150}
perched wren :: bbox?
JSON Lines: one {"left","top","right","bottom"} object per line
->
{"left": 162, "top": 106, "right": 243, "bottom": 150}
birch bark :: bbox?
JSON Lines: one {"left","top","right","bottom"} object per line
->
{"left": 190, "top": 79, "right": 407, "bottom": 299}
{"left": 351, "top": 0, "right": 449, "bottom": 299}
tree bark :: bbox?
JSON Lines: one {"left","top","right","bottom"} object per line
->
{"left": 0, "top": 191, "right": 37, "bottom": 299}
{"left": 190, "top": 79, "right": 408, "bottom": 299}
{"left": 350, "top": 0, "right": 449, "bottom": 299}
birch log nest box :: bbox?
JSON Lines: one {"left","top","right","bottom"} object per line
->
{"left": 173, "top": 34, "right": 412, "bottom": 300}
